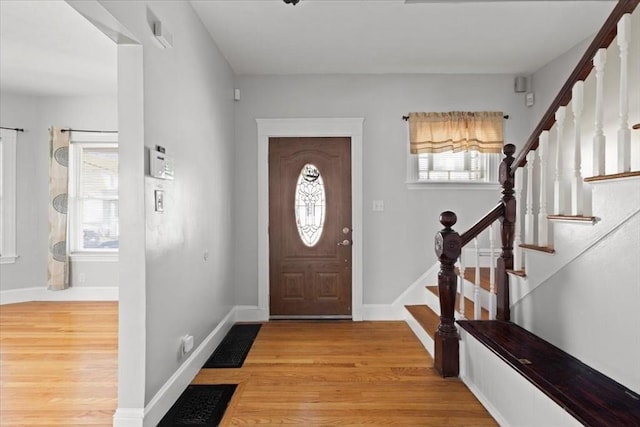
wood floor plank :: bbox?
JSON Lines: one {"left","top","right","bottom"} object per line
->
{"left": 2, "top": 303, "right": 497, "bottom": 426}
{"left": 194, "top": 321, "right": 497, "bottom": 426}
{"left": 0, "top": 301, "right": 118, "bottom": 427}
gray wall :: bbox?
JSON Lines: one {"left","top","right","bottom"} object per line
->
{"left": 233, "top": 73, "right": 531, "bottom": 305}
{"left": 98, "top": 0, "right": 237, "bottom": 406}
{"left": 530, "top": 37, "right": 592, "bottom": 132}
{"left": 0, "top": 93, "right": 118, "bottom": 292}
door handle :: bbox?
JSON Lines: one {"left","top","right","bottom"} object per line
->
{"left": 337, "top": 239, "right": 351, "bottom": 246}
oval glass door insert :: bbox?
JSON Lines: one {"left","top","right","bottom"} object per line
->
{"left": 295, "top": 164, "right": 326, "bottom": 247}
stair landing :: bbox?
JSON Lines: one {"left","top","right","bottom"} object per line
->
{"left": 458, "top": 320, "right": 640, "bottom": 427}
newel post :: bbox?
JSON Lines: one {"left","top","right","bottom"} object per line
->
{"left": 497, "top": 144, "right": 516, "bottom": 321}
{"left": 434, "top": 211, "right": 462, "bottom": 377}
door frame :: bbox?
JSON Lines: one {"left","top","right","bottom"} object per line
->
{"left": 257, "top": 118, "right": 364, "bottom": 321}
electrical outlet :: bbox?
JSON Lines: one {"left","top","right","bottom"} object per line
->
{"left": 79, "top": 273, "right": 86, "bottom": 284}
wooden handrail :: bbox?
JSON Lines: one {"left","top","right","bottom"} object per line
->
{"left": 432, "top": 1, "right": 638, "bottom": 379}
{"left": 511, "top": 0, "right": 640, "bottom": 172}
{"left": 460, "top": 203, "right": 504, "bottom": 247}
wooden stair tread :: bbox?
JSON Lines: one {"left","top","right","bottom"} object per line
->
{"left": 506, "top": 269, "right": 527, "bottom": 278}
{"left": 547, "top": 215, "right": 597, "bottom": 223}
{"left": 458, "top": 320, "right": 640, "bottom": 427}
{"left": 584, "top": 171, "right": 640, "bottom": 182}
{"left": 520, "top": 244, "right": 556, "bottom": 253}
{"left": 405, "top": 304, "right": 439, "bottom": 339}
{"left": 462, "top": 267, "right": 492, "bottom": 292}
{"left": 426, "top": 286, "right": 490, "bottom": 320}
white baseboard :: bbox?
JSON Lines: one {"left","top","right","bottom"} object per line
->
{"left": 392, "top": 262, "right": 440, "bottom": 309}
{"left": 233, "top": 305, "right": 268, "bottom": 322}
{"left": 0, "top": 286, "right": 119, "bottom": 305}
{"left": 230, "top": 304, "right": 403, "bottom": 322}
{"left": 113, "top": 408, "right": 144, "bottom": 427}
{"left": 360, "top": 304, "right": 402, "bottom": 320}
{"left": 142, "top": 308, "right": 236, "bottom": 427}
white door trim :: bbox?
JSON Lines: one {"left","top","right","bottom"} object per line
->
{"left": 257, "top": 118, "right": 364, "bottom": 321}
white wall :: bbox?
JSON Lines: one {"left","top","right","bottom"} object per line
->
{"left": 530, "top": 37, "right": 592, "bottom": 131}
{"left": 234, "top": 73, "right": 530, "bottom": 306}
{"left": 513, "top": 209, "right": 640, "bottom": 393}
{"left": 0, "top": 92, "right": 118, "bottom": 293}
{"left": 97, "top": 0, "right": 237, "bottom": 410}
{"left": 0, "top": 93, "right": 43, "bottom": 292}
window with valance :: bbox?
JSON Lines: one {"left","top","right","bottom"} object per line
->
{"left": 406, "top": 111, "right": 504, "bottom": 185}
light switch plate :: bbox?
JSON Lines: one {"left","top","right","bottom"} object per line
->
{"left": 155, "top": 190, "right": 164, "bottom": 212}
{"left": 372, "top": 200, "right": 384, "bottom": 211}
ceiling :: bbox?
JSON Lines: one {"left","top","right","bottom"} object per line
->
{"left": 0, "top": 0, "right": 616, "bottom": 97}
{"left": 191, "top": 0, "right": 615, "bottom": 75}
{"left": 0, "top": 0, "right": 117, "bottom": 97}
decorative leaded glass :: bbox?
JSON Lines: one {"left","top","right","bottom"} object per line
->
{"left": 295, "top": 164, "right": 326, "bottom": 247}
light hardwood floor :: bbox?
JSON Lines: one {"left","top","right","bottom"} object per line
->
{"left": 196, "top": 321, "right": 497, "bottom": 426}
{"left": 0, "top": 302, "right": 118, "bottom": 426}
{"left": 1, "top": 302, "right": 497, "bottom": 426}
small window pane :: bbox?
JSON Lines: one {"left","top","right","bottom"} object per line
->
{"left": 80, "top": 148, "right": 118, "bottom": 198}
{"left": 81, "top": 200, "right": 119, "bottom": 249}
{"left": 77, "top": 146, "right": 119, "bottom": 250}
{"left": 433, "top": 151, "right": 465, "bottom": 171}
{"left": 294, "top": 164, "right": 326, "bottom": 247}
{"left": 417, "top": 151, "right": 499, "bottom": 183}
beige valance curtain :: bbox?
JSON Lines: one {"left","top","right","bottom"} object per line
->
{"left": 408, "top": 111, "right": 504, "bottom": 154}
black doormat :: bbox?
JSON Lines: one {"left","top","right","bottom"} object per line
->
{"left": 157, "top": 384, "right": 236, "bottom": 426}
{"left": 203, "top": 323, "right": 261, "bottom": 368}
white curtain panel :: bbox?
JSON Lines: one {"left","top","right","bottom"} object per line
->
{"left": 48, "top": 127, "right": 70, "bottom": 290}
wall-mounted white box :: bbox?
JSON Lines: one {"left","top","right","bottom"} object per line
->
{"left": 150, "top": 149, "right": 174, "bottom": 180}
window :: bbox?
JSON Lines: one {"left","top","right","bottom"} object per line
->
{"left": 0, "top": 129, "right": 17, "bottom": 264}
{"left": 295, "top": 163, "right": 326, "bottom": 247}
{"left": 68, "top": 132, "right": 118, "bottom": 253}
{"left": 406, "top": 111, "right": 503, "bottom": 188}
{"left": 416, "top": 151, "right": 500, "bottom": 182}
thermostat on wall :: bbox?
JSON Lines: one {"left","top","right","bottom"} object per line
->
{"left": 150, "top": 149, "right": 174, "bottom": 180}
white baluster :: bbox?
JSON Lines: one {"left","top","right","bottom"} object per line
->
{"left": 474, "top": 237, "right": 481, "bottom": 320}
{"left": 524, "top": 150, "right": 536, "bottom": 243}
{"left": 593, "top": 48, "right": 607, "bottom": 177}
{"left": 571, "top": 81, "right": 584, "bottom": 216}
{"left": 617, "top": 14, "right": 631, "bottom": 173}
{"left": 538, "top": 131, "right": 549, "bottom": 247}
{"left": 514, "top": 167, "right": 524, "bottom": 269}
{"left": 489, "top": 224, "right": 496, "bottom": 320}
{"left": 458, "top": 256, "right": 465, "bottom": 319}
{"left": 554, "top": 107, "right": 566, "bottom": 215}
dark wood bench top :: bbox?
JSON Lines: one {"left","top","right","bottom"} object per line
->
{"left": 457, "top": 320, "right": 640, "bottom": 427}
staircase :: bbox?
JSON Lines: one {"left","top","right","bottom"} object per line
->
{"left": 403, "top": 1, "right": 640, "bottom": 425}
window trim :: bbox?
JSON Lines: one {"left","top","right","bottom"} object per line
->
{"left": 68, "top": 131, "right": 118, "bottom": 255}
{"left": 0, "top": 129, "right": 18, "bottom": 264}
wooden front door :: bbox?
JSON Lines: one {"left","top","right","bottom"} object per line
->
{"left": 269, "top": 137, "right": 352, "bottom": 318}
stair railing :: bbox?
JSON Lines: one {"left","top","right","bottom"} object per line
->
{"left": 433, "top": 0, "right": 639, "bottom": 378}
